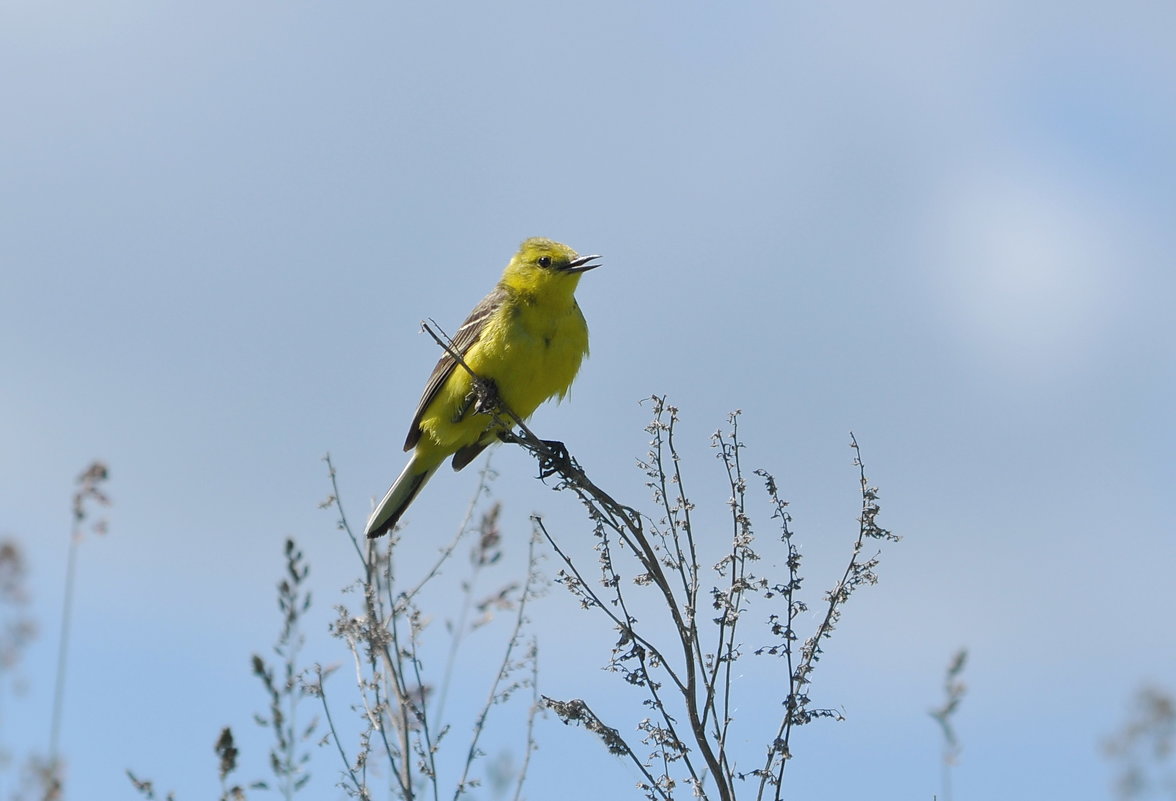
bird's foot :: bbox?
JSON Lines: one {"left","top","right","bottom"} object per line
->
{"left": 471, "top": 376, "right": 502, "bottom": 416}
{"left": 494, "top": 429, "right": 573, "bottom": 479}
{"left": 537, "top": 439, "right": 572, "bottom": 479}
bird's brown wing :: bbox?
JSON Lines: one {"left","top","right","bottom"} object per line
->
{"left": 403, "top": 286, "right": 507, "bottom": 451}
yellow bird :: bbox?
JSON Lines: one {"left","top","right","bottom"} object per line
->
{"left": 365, "top": 237, "right": 600, "bottom": 538}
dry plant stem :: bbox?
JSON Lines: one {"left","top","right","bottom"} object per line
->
{"left": 541, "top": 404, "right": 893, "bottom": 801}
{"left": 710, "top": 421, "right": 752, "bottom": 777}
{"left": 351, "top": 452, "right": 474, "bottom": 799}
{"left": 50, "top": 462, "right": 110, "bottom": 778}
{"left": 376, "top": 550, "right": 437, "bottom": 801}
{"left": 748, "top": 469, "right": 801, "bottom": 800}
{"left": 511, "top": 647, "right": 541, "bottom": 801}
{"left": 344, "top": 585, "right": 403, "bottom": 796}
{"left": 400, "top": 463, "right": 495, "bottom": 609}
{"left": 453, "top": 531, "right": 541, "bottom": 800}
{"left": 929, "top": 649, "right": 967, "bottom": 801}
{"left": 541, "top": 695, "right": 674, "bottom": 800}
{"left": 646, "top": 403, "right": 740, "bottom": 795}
{"left": 326, "top": 451, "right": 535, "bottom": 801}
{"left": 533, "top": 517, "right": 686, "bottom": 697}
{"left": 754, "top": 433, "right": 895, "bottom": 800}
{"left": 517, "top": 423, "right": 730, "bottom": 799}
{"left": 538, "top": 472, "right": 725, "bottom": 795}
{"left": 534, "top": 513, "right": 705, "bottom": 792}
{"left": 388, "top": 601, "right": 426, "bottom": 799}
{"left": 434, "top": 467, "right": 498, "bottom": 724}
{"left": 252, "top": 539, "right": 315, "bottom": 798}
{"left": 329, "top": 446, "right": 481, "bottom": 603}
{"left": 1104, "top": 686, "right": 1176, "bottom": 801}
{"left": 646, "top": 407, "right": 715, "bottom": 750}
{"left": 312, "top": 665, "right": 370, "bottom": 801}
{"left": 324, "top": 454, "right": 368, "bottom": 573}
{"left": 643, "top": 403, "right": 738, "bottom": 784}
{"left": 533, "top": 518, "right": 688, "bottom": 707}
{"left": 648, "top": 408, "right": 702, "bottom": 645}
{"left": 48, "top": 528, "right": 79, "bottom": 768}
{"left": 323, "top": 463, "right": 432, "bottom": 801}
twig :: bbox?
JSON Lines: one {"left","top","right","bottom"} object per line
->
{"left": 50, "top": 462, "right": 110, "bottom": 778}
{"left": 310, "top": 664, "right": 370, "bottom": 801}
{"left": 453, "top": 528, "right": 542, "bottom": 799}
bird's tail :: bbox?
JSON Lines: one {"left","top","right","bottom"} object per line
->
{"left": 365, "top": 453, "right": 440, "bottom": 538}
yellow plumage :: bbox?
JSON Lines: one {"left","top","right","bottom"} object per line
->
{"left": 365, "top": 237, "right": 598, "bottom": 538}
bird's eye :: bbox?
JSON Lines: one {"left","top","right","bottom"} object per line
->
{"left": 537, "top": 256, "right": 552, "bottom": 268}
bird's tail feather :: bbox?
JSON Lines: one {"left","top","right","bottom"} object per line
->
{"left": 365, "top": 455, "right": 439, "bottom": 538}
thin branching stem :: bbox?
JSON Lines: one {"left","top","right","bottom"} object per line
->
{"left": 712, "top": 418, "right": 753, "bottom": 782}
{"left": 752, "top": 434, "right": 897, "bottom": 800}
{"left": 48, "top": 529, "right": 79, "bottom": 768}
{"left": 534, "top": 518, "right": 686, "bottom": 696}
{"left": 542, "top": 696, "right": 675, "bottom": 801}
{"left": 324, "top": 453, "right": 369, "bottom": 575}
{"left": 510, "top": 638, "right": 541, "bottom": 801}
{"left": 435, "top": 467, "right": 498, "bottom": 724}
{"left": 454, "top": 530, "right": 541, "bottom": 799}
{"left": 313, "top": 665, "right": 370, "bottom": 801}
{"left": 401, "top": 463, "right": 496, "bottom": 609}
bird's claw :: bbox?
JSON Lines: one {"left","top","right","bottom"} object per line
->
{"left": 494, "top": 429, "right": 572, "bottom": 479}
{"left": 471, "top": 376, "right": 501, "bottom": 416}
{"left": 537, "top": 439, "right": 572, "bottom": 479}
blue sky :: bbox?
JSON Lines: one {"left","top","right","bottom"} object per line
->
{"left": 2, "top": 1, "right": 1174, "bottom": 799}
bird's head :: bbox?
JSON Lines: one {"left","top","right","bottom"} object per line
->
{"left": 501, "top": 237, "right": 601, "bottom": 295}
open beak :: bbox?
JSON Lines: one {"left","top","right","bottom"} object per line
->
{"left": 562, "top": 254, "right": 602, "bottom": 273}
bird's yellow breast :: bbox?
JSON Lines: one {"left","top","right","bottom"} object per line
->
{"left": 417, "top": 290, "right": 589, "bottom": 451}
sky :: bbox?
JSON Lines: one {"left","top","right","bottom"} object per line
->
{"left": 2, "top": 0, "right": 1175, "bottom": 799}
